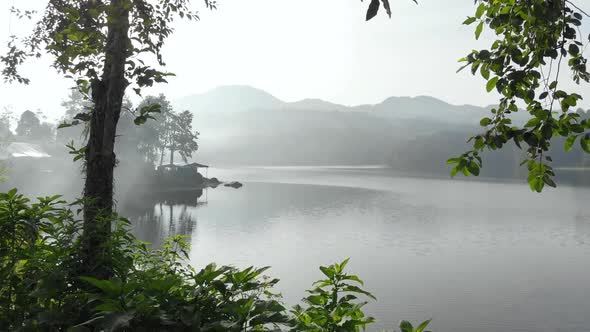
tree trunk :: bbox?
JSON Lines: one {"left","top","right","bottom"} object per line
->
{"left": 170, "top": 148, "right": 175, "bottom": 165}
{"left": 81, "top": 0, "right": 130, "bottom": 279}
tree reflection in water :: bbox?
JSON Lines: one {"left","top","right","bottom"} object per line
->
{"left": 118, "top": 189, "right": 205, "bottom": 247}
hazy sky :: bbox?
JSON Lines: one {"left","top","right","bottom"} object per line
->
{"left": 1, "top": 0, "right": 589, "bottom": 121}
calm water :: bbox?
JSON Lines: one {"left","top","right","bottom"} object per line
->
{"left": 121, "top": 167, "right": 590, "bottom": 332}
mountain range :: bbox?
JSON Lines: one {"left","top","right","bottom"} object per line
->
{"left": 173, "top": 85, "right": 589, "bottom": 180}
{"left": 174, "top": 85, "right": 493, "bottom": 123}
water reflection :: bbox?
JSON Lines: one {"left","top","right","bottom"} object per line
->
{"left": 117, "top": 172, "right": 590, "bottom": 332}
{"left": 120, "top": 189, "right": 205, "bottom": 246}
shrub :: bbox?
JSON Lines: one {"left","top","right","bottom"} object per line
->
{"left": 0, "top": 189, "right": 431, "bottom": 331}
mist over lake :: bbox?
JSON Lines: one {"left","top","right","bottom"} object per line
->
{"left": 119, "top": 166, "right": 590, "bottom": 332}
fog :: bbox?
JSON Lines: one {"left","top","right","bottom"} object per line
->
{"left": 2, "top": 1, "right": 590, "bottom": 331}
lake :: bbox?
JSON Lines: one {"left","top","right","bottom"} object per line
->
{"left": 120, "top": 166, "right": 590, "bottom": 332}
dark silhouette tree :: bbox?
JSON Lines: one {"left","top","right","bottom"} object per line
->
{"left": 166, "top": 110, "right": 199, "bottom": 165}
{"left": 15, "top": 110, "right": 41, "bottom": 137}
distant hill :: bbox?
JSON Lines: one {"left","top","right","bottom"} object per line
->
{"left": 174, "top": 85, "right": 284, "bottom": 113}
{"left": 175, "top": 85, "right": 536, "bottom": 126}
{"left": 174, "top": 85, "right": 589, "bottom": 181}
{"left": 174, "top": 85, "right": 492, "bottom": 122}
{"left": 283, "top": 99, "right": 347, "bottom": 112}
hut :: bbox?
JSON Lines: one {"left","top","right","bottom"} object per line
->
{"left": 188, "top": 162, "right": 209, "bottom": 178}
{"left": 155, "top": 162, "right": 209, "bottom": 188}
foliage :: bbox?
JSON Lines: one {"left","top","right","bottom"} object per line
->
{"left": 0, "top": 190, "right": 429, "bottom": 331}
{"left": 0, "top": 189, "right": 85, "bottom": 330}
{"left": 0, "top": 190, "right": 287, "bottom": 331}
{"left": 56, "top": 90, "right": 93, "bottom": 143}
{"left": 398, "top": 320, "right": 432, "bottom": 332}
{"left": 0, "top": 189, "right": 429, "bottom": 331}
{"left": 1, "top": 0, "right": 216, "bottom": 94}
{"left": 77, "top": 239, "right": 289, "bottom": 331}
{"left": 364, "top": 0, "right": 417, "bottom": 21}
{"left": 291, "top": 259, "right": 375, "bottom": 332}
{"left": 15, "top": 110, "right": 41, "bottom": 137}
{"left": 164, "top": 110, "right": 200, "bottom": 165}
{"left": 1, "top": 0, "right": 219, "bottom": 277}
{"left": 449, "top": 0, "right": 590, "bottom": 192}
{"left": 115, "top": 94, "right": 200, "bottom": 166}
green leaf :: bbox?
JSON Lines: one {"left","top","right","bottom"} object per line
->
{"left": 544, "top": 176, "right": 557, "bottom": 188}
{"left": 467, "top": 161, "right": 480, "bottom": 176}
{"left": 581, "top": 135, "right": 590, "bottom": 153}
{"left": 565, "top": 136, "right": 577, "bottom": 152}
{"left": 58, "top": 122, "right": 74, "bottom": 129}
{"left": 486, "top": 77, "right": 498, "bottom": 92}
{"left": 305, "top": 294, "right": 327, "bottom": 306}
{"left": 480, "top": 117, "right": 491, "bottom": 126}
{"left": 446, "top": 158, "right": 460, "bottom": 165}
{"left": 416, "top": 319, "right": 433, "bottom": 332}
{"left": 480, "top": 65, "right": 490, "bottom": 79}
{"left": 342, "top": 274, "right": 364, "bottom": 285}
{"left": 475, "top": 3, "right": 486, "bottom": 18}
{"left": 450, "top": 166, "right": 459, "bottom": 177}
{"left": 343, "top": 284, "right": 376, "bottom": 300}
{"left": 463, "top": 17, "right": 476, "bottom": 25}
{"left": 475, "top": 22, "right": 484, "bottom": 39}
{"left": 568, "top": 44, "right": 580, "bottom": 55}
{"left": 79, "top": 277, "right": 121, "bottom": 295}
{"left": 400, "top": 320, "right": 414, "bottom": 332}
{"left": 337, "top": 257, "right": 350, "bottom": 273}
{"left": 319, "top": 266, "right": 335, "bottom": 279}
{"left": 529, "top": 176, "right": 544, "bottom": 193}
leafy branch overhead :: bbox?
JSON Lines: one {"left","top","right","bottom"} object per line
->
{"left": 448, "top": 0, "right": 590, "bottom": 192}
{"left": 364, "top": 0, "right": 418, "bottom": 21}
{"left": 0, "top": 0, "right": 216, "bottom": 125}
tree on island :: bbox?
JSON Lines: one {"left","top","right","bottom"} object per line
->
{"left": 129, "top": 94, "right": 199, "bottom": 166}
{"left": 161, "top": 110, "right": 199, "bottom": 165}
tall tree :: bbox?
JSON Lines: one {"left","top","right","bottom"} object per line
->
{"left": 2, "top": 0, "right": 216, "bottom": 277}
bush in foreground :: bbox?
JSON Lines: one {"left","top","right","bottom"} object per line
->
{"left": 0, "top": 189, "right": 431, "bottom": 331}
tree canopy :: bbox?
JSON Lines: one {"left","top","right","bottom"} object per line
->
{"left": 363, "top": 0, "right": 589, "bottom": 192}
{"left": 447, "top": 0, "right": 589, "bottom": 192}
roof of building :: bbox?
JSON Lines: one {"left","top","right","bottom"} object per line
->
{"left": 158, "top": 162, "right": 209, "bottom": 170}
{"left": 188, "top": 162, "right": 209, "bottom": 168}
{"left": 0, "top": 142, "right": 51, "bottom": 159}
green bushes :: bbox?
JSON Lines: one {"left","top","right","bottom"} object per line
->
{"left": 291, "top": 259, "right": 375, "bottom": 331}
{"left": 0, "top": 189, "right": 431, "bottom": 331}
